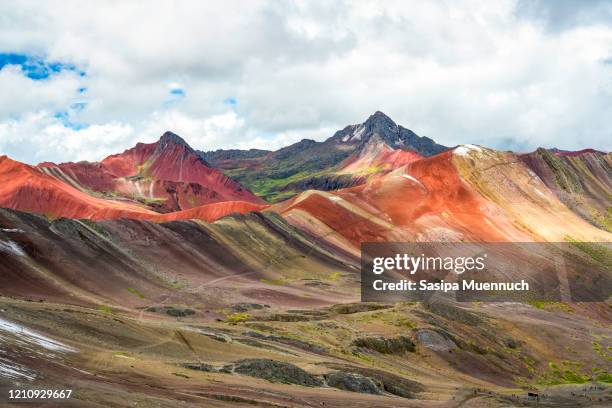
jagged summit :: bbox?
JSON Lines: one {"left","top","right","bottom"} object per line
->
{"left": 331, "top": 111, "right": 446, "bottom": 157}
{"left": 363, "top": 110, "right": 397, "bottom": 130}
{"left": 157, "top": 131, "right": 192, "bottom": 151}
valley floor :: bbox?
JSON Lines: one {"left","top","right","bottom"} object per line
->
{"left": 0, "top": 296, "right": 610, "bottom": 407}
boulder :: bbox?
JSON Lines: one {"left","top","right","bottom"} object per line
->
{"left": 325, "top": 371, "right": 381, "bottom": 394}
{"left": 415, "top": 329, "right": 457, "bottom": 352}
{"left": 352, "top": 336, "right": 415, "bottom": 354}
{"left": 230, "top": 359, "right": 323, "bottom": 387}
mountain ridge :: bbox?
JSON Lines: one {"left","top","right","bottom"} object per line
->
{"left": 0, "top": 112, "right": 609, "bottom": 227}
{"left": 200, "top": 111, "right": 448, "bottom": 202}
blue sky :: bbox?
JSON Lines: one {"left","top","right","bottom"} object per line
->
{"left": 0, "top": 53, "right": 82, "bottom": 80}
{"left": 0, "top": 0, "right": 611, "bottom": 164}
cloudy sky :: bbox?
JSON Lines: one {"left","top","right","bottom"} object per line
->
{"left": 1, "top": 0, "right": 611, "bottom": 164}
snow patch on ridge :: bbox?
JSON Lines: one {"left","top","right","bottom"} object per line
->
{"left": 454, "top": 144, "right": 482, "bottom": 156}
{"left": 0, "top": 317, "right": 76, "bottom": 353}
{"left": 342, "top": 125, "right": 366, "bottom": 142}
{"left": 1, "top": 228, "right": 24, "bottom": 233}
{"left": 0, "top": 240, "right": 27, "bottom": 257}
{"left": 351, "top": 125, "right": 366, "bottom": 141}
{"left": 0, "top": 359, "right": 36, "bottom": 380}
{"left": 0, "top": 317, "right": 76, "bottom": 382}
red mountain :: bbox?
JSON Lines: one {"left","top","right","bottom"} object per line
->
{"left": 0, "top": 155, "right": 158, "bottom": 220}
{"left": 37, "top": 132, "right": 264, "bottom": 214}
{"left": 1, "top": 154, "right": 268, "bottom": 222}
{"left": 0, "top": 131, "right": 266, "bottom": 222}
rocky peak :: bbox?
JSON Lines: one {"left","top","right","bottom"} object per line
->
{"left": 330, "top": 111, "right": 447, "bottom": 156}
{"left": 363, "top": 111, "right": 398, "bottom": 134}
{"left": 156, "top": 131, "right": 193, "bottom": 152}
{"left": 160, "top": 131, "right": 188, "bottom": 144}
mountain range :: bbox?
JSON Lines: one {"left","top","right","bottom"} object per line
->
{"left": 0, "top": 111, "right": 611, "bottom": 407}
{"left": 0, "top": 111, "right": 609, "bottom": 234}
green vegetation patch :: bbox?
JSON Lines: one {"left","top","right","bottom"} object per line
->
{"left": 590, "top": 208, "right": 612, "bottom": 232}
{"left": 79, "top": 219, "right": 111, "bottom": 238}
{"left": 127, "top": 287, "right": 145, "bottom": 299}
{"left": 247, "top": 169, "right": 334, "bottom": 202}
{"left": 539, "top": 361, "right": 591, "bottom": 385}
{"left": 595, "top": 372, "right": 612, "bottom": 383}
{"left": 527, "top": 301, "right": 573, "bottom": 313}
{"left": 138, "top": 196, "right": 168, "bottom": 204}
{"left": 260, "top": 278, "right": 285, "bottom": 286}
{"left": 565, "top": 237, "right": 612, "bottom": 268}
{"left": 98, "top": 305, "right": 115, "bottom": 314}
{"left": 226, "top": 312, "right": 251, "bottom": 324}
{"left": 540, "top": 369, "right": 590, "bottom": 385}
{"left": 539, "top": 149, "right": 582, "bottom": 193}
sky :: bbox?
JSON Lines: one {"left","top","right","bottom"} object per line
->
{"left": 0, "top": 0, "right": 611, "bottom": 164}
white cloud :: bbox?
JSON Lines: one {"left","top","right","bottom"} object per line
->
{"left": 0, "top": 65, "right": 81, "bottom": 118}
{"left": 0, "top": 109, "right": 255, "bottom": 164}
{"left": 0, "top": 111, "right": 134, "bottom": 163}
{"left": 0, "top": 0, "right": 611, "bottom": 164}
{"left": 141, "top": 110, "right": 247, "bottom": 150}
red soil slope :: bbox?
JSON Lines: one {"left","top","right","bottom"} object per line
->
{"left": 2, "top": 155, "right": 267, "bottom": 223}
{"left": 339, "top": 140, "right": 423, "bottom": 174}
{"left": 38, "top": 161, "right": 117, "bottom": 192}
{"left": 0, "top": 156, "right": 158, "bottom": 220}
{"left": 39, "top": 160, "right": 242, "bottom": 213}
{"left": 154, "top": 201, "right": 269, "bottom": 223}
{"left": 362, "top": 150, "right": 527, "bottom": 241}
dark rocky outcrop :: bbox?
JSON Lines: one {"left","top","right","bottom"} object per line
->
{"left": 328, "top": 302, "right": 392, "bottom": 315}
{"left": 352, "top": 336, "right": 415, "bottom": 354}
{"left": 231, "top": 303, "right": 270, "bottom": 313}
{"left": 325, "top": 371, "right": 381, "bottom": 394}
{"left": 180, "top": 363, "right": 215, "bottom": 372}
{"left": 199, "top": 148, "right": 270, "bottom": 163}
{"left": 281, "top": 174, "right": 364, "bottom": 193}
{"left": 145, "top": 306, "right": 195, "bottom": 318}
{"left": 415, "top": 329, "right": 458, "bottom": 352}
{"left": 323, "top": 363, "right": 424, "bottom": 398}
{"left": 227, "top": 359, "right": 323, "bottom": 387}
